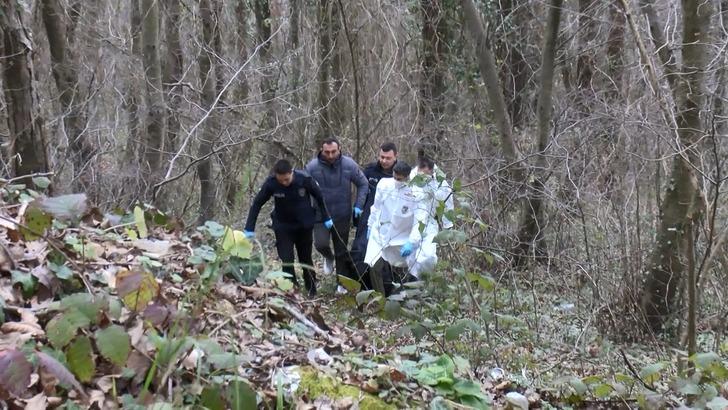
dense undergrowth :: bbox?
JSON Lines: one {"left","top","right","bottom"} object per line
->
{"left": 0, "top": 180, "right": 727, "bottom": 409}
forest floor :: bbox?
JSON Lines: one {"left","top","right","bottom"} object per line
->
{"left": 0, "top": 191, "right": 726, "bottom": 409}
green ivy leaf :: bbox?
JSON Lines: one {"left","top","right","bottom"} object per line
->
{"left": 21, "top": 206, "right": 52, "bottom": 240}
{"left": 356, "top": 290, "right": 375, "bottom": 306}
{"left": 49, "top": 262, "right": 74, "bottom": 280}
{"left": 691, "top": 352, "right": 721, "bottom": 369}
{"left": 639, "top": 363, "right": 664, "bottom": 384}
{"left": 593, "top": 383, "right": 613, "bottom": 398}
{"left": 95, "top": 325, "right": 131, "bottom": 366}
{"left": 46, "top": 309, "right": 91, "bottom": 348}
{"left": 66, "top": 336, "right": 95, "bottom": 382}
{"left": 11, "top": 270, "right": 36, "bottom": 295}
{"left": 32, "top": 176, "right": 51, "bottom": 189}
{"left": 337, "top": 275, "right": 361, "bottom": 293}
{"left": 227, "top": 380, "right": 257, "bottom": 410}
{"left": 201, "top": 386, "right": 226, "bottom": 410}
{"left": 36, "top": 194, "right": 87, "bottom": 221}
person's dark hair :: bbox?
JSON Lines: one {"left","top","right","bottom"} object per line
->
{"left": 273, "top": 159, "right": 293, "bottom": 175}
{"left": 418, "top": 157, "right": 435, "bottom": 170}
{"left": 393, "top": 161, "right": 411, "bottom": 177}
{"left": 321, "top": 137, "right": 340, "bottom": 148}
{"left": 380, "top": 142, "right": 397, "bottom": 154}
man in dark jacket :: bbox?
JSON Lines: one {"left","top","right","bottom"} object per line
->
{"left": 305, "top": 137, "right": 368, "bottom": 291}
{"left": 244, "top": 159, "right": 333, "bottom": 297}
{"left": 350, "top": 142, "right": 398, "bottom": 288}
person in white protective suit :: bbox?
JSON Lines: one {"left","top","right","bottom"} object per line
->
{"left": 410, "top": 157, "right": 454, "bottom": 230}
{"left": 364, "top": 162, "right": 439, "bottom": 292}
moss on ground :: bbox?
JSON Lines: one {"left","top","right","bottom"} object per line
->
{"left": 296, "top": 366, "right": 396, "bottom": 410}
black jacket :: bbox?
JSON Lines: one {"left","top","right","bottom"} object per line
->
{"left": 244, "top": 170, "right": 330, "bottom": 231}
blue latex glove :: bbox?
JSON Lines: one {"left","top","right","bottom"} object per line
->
{"left": 400, "top": 241, "right": 413, "bottom": 257}
{"left": 366, "top": 228, "right": 371, "bottom": 239}
{"left": 243, "top": 230, "right": 255, "bottom": 239}
{"left": 324, "top": 219, "right": 334, "bottom": 229}
{"left": 353, "top": 207, "right": 363, "bottom": 218}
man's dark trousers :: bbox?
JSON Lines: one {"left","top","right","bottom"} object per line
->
{"left": 314, "top": 217, "right": 358, "bottom": 282}
{"left": 275, "top": 227, "right": 315, "bottom": 291}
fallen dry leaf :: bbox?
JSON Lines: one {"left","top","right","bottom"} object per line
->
{"left": 24, "top": 392, "right": 47, "bottom": 410}
{"left": 1, "top": 321, "right": 44, "bottom": 336}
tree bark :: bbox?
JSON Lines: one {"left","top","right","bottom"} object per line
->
{"left": 576, "top": 0, "right": 597, "bottom": 112}
{"left": 197, "top": 0, "right": 219, "bottom": 224}
{"left": 460, "top": 0, "right": 521, "bottom": 177}
{"left": 124, "top": 0, "right": 143, "bottom": 164}
{"left": 141, "top": 0, "right": 166, "bottom": 187}
{"left": 419, "top": 0, "right": 448, "bottom": 160}
{"left": 513, "top": 0, "right": 563, "bottom": 265}
{"left": 163, "top": 0, "right": 183, "bottom": 155}
{"left": 253, "top": 0, "right": 279, "bottom": 164}
{"left": 640, "top": 0, "right": 709, "bottom": 332}
{"left": 41, "top": 0, "right": 90, "bottom": 189}
{"left": 497, "top": 0, "right": 530, "bottom": 129}
{"left": 316, "top": 0, "right": 336, "bottom": 144}
{"left": 0, "top": 2, "right": 48, "bottom": 181}
{"left": 224, "top": 0, "right": 252, "bottom": 210}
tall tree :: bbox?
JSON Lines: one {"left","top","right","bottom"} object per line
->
{"left": 497, "top": 0, "right": 530, "bottom": 128}
{"left": 163, "top": 0, "right": 183, "bottom": 155}
{"left": 224, "top": 0, "right": 252, "bottom": 209}
{"left": 124, "top": 0, "right": 143, "bottom": 164}
{"left": 253, "top": 0, "right": 279, "bottom": 163}
{"left": 41, "top": 0, "right": 90, "bottom": 189}
{"left": 316, "top": 0, "right": 339, "bottom": 144}
{"left": 419, "top": 0, "right": 448, "bottom": 160}
{"left": 640, "top": 0, "right": 709, "bottom": 332}
{"left": 141, "top": 0, "right": 165, "bottom": 187}
{"left": 460, "top": 0, "right": 521, "bottom": 178}
{"left": 197, "top": 0, "right": 220, "bottom": 224}
{"left": 0, "top": 2, "right": 48, "bottom": 180}
{"left": 513, "top": 0, "right": 563, "bottom": 264}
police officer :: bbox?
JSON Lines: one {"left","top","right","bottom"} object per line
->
{"left": 244, "top": 159, "right": 333, "bottom": 297}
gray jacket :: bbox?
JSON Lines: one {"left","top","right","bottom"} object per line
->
{"left": 305, "top": 153, "right": 368, "bottom": 221}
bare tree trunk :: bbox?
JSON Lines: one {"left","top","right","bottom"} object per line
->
{"left": 419, "top": 0, "right": 448, "bottom": 160}
{"left": 639, "top": 0, "right": 678, "bottom": 92}
{"left": 224, "top": 0, "right": 252, "bottom": 210}
{"left": 163, "top": 0, "right": 183, "bottom": 155}
{"left": 640, "top": 0, "right": 709, "bottom": 332}
{"left": 124, "top": 0, "right": 143, "bottom": 164}
{"left": 141, "top": 0, "right": 165, "bottom": 189}
{"left": 497, "top": 0, "right": 530, "bottom": 129}
{"left": 460, "top": 0, "right": 521, "bottom": 178}
{"left": 316, "top": 0, "right": 335, "bottom": 144}
{"left": 41, "top": 0, "right": 90, "bottom": 190}
{"left": 197, "top": 0, "right": 219, "bottom": 224}
{"left": 576, "top": 0, "right": 597, "bottom": 112}
{"left": 0, "top": 3, "right": 48, "bottom": 181}
{"left": 606, "top": 0, "right": 625, "bottom": 99}
{"left": 513, "top": 0, "right": 563, "bottom": 265}
{"left": 253, "top": 0, "right": 279, "bottom": 164}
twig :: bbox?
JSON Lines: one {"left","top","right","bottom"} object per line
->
{"left": 271, "top": 302, "right": 336, "bottom": 343}
{"left": 153, "top": 26, "right": 282, "bottom": 200}
{"left": 619, "top": 349, "right": 658, "bottom": 392}
{"left": 0, "top": 172, "right": 55, "bottom": 185}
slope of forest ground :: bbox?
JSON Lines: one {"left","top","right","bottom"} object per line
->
{"left": 0, "top": 186, "right": 727, "bottom": 410}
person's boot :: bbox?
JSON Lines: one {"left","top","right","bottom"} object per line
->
{"left": 304, "top": 272, "right": 317, "bottom": 298}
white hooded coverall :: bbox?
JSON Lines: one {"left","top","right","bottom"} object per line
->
{"left": 364, "top": 178, "right": 439, "bottom": 278}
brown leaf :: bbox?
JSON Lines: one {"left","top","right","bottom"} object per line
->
{"left": 1, "top": 321, "right": 44, "bottom": 336}
{"left": 0, "top": 349, "right": 33, "bottom": 398}
{"left": 24, "top": 392, "right": 47, "bottom": 410}
{"left": 0, "top": 241, "right": 15, "bottom": 271}
{"left": 0, "top": 331, "right": 33, "bottom": 350}
{"left": 35, "top": 351, "right": 87, "bottom": 400}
